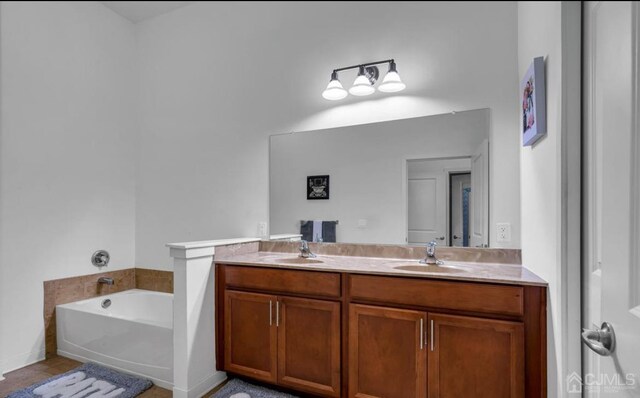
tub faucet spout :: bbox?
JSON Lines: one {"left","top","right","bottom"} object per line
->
{"left": 98, "top": 277, "right": 114, "bottom": 285}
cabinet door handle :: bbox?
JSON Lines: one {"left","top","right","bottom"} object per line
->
{"left": 430, "top": 319, "right": 434, "bottom": 351}
{"left": 420, "top": 319, "right": 424, "bottom": 350}
{"left": 276, "top": 301, "right": 280, "bottom": 327}
{"left": 269, "top": 300, "right": 273, "bottom": 326}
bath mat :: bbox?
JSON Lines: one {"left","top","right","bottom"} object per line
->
{"left": 7, "top": 363, "right": 153, "bottom": 398}
{"left": 212, "top": 379, "right": 299, "bottom": 398}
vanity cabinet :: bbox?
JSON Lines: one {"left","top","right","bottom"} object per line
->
{"left": 348, "top": 304, "right": 427, "bottom": 398}
{"left": 216, "top": 264, "right": 546, "bottom": 398}
{"left": 348, "top": 306, "right": 524, "bottom": 398}
{"left": 278, "top": 296, "right": 341, "bottom": 396}
{"left": 224, "top": 291, "right": 278, "bottom": 382}
{"left": 221, "top": 270, "right": 342, "bottom": 397}
{"left": 427, "top": 313, "right": 524, "bottom": 398}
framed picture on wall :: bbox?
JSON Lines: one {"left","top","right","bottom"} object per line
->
{"left": 521, "top": 56, "right": 547, "bottom": 146}
{"left": 307, "top": 175, "right": 330, "bottom": 200}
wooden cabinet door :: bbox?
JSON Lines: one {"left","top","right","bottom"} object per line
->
{"left": 224, "top": 290, "right": 277, "bottom": 383}
{"left": 428, "top": 313, "right": 524, "bottom": 398}
{"left": 277, "top": 296, "right": 341, "bottom": 397}
{"left": 349, "top": 304, "right": 427, "bottom": 398}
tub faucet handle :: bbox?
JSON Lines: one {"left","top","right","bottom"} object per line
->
{"left": 92, "top": 250, "right": 110, "bottom": 267}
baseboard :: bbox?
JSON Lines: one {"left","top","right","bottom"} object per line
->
{"left": 173, "top": 371, "right": 227, "bottom": 398}
{"left": 4, "top": 348, "right": 45, "bottom": 373}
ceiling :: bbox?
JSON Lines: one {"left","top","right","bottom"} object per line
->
{"left": 101, "top": 1, "right": 194, "bottom": 23}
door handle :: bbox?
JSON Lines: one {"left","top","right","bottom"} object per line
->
{"left": 437, "top": 236, "right": 445, "bottom": 240}
{"left": 581, "top": 322, "right": 615, "bottom": 356}
{"left": 453, "top": 235, "right": 460, "bottom": 240}
{"left": 269, "top": 300, "right": 273, "bottom": 326}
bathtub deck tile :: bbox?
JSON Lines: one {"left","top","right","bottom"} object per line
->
{"left": 135, "top": 269, "right": 173, "bottom": 293}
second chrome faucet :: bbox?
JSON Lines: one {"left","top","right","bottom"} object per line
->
{"left": 419, "top": 240, "right": 444, "bottom": 265}
{"left": 298, "top": 240, "right": 317, "bottom": 258}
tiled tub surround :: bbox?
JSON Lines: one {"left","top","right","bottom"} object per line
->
{"left": 135, "top": 268, "right": 174, "bottom": 293}
{"left": 44, "top": 268, "right": 173, "bottom": 358}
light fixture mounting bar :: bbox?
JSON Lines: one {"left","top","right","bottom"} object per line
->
{"left": 332, "top": 59, "right": 395, "bottom": 73}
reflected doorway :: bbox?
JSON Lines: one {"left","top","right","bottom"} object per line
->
{"left": 407, "top": 157, "right": 473, "bottom": 246}
{"left": 449, "top": 173, "right": 471, "bottom": 247}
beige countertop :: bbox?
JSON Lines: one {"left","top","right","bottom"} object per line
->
{"left": 216, "top": 251, "right": 547, "bottom": 287}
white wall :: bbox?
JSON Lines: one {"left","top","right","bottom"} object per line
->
{"left": 0, "top": 2, "right": 137, "bottom": 371}
{"left": 270, "top": 110, "right": 487, "bottom": 244}
{"left": 135, "top": 1, "right": 521, "bottom": 270}
{"left": 518, "top": 2, "right": 581, "bottom": 396}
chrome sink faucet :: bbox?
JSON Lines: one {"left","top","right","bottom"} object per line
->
{"left": 299, "top": 240, "right": 317, "bottom": 259}
{"left": 419, "top": 240, "right": 444, "bottom": 265}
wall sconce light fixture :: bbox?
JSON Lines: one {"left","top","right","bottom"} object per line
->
{"left": 322, "top": 59, "right": 405, "bottom": 101}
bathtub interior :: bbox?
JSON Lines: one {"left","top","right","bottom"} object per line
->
{"left": 58, "top": 289, "right": 172, "bottom": 328}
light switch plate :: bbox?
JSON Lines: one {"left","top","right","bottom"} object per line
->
{"left": 358, "top": 219, "right": 368, "bottom": 228}
{"left": 496, "top": 223, "right": 511, "bottom": 242}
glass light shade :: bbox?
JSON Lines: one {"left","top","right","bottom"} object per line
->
{"left": 349, "top": 74, "right": 375, "bottom": 96}
{"left": 322, "top": 79, "right": 348, "bottom": 100}
{"left": 378, "top": 71, "right": 406, "bottom": 93}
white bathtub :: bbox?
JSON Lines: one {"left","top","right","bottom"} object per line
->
{"left": 56, "top": 289, "right": 173, "bottom": 389}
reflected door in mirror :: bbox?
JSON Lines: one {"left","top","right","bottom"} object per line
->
{"left": 450, "top": 173, "right": 471, "bottom": 247}
{"left": 470, "top": 140, "right": 489, "bottom": 247}
{"left": 407, "top": 170, "right": 446, "bottom": 245}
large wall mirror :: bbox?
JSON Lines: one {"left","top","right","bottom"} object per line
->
{"left": 270, "top": 109, "right": 504, "bottom": 248}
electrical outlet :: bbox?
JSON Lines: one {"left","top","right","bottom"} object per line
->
{"left": 496, "top": 223, "right": 511, "bottom": 242}
{"left": 257, "top": 222, "right": 268, "bottom": 239}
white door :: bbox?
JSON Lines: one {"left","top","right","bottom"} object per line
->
{"left": 470, "top": 140, "right": 489, "bottom": 247}
{"left": 450, "top": 173, "right": 471, "bottom": 247}
{"left": 583, "top": 2, "right": 640, "bottom": 396}
{"left": 407, "top": 171, "right": 446, "bottom": 245}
